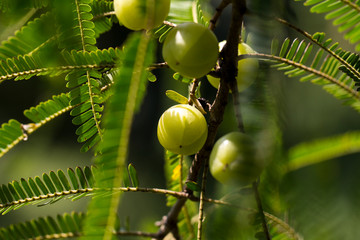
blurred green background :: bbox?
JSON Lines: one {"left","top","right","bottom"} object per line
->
{"left": 0, "top": 0, "right": 360, "bottom": 239}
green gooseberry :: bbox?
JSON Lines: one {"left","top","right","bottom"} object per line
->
{"left": 209, "top": 132, "right": 263, "bottom": 185}
{"left": 157, "top": 104, "right": 208, "bottom": 155}
{"left": 162, "top": 22, "right": 219, "bottom": 79}
{"left": 114, "top": 0, "right": 170, "bottom": 30}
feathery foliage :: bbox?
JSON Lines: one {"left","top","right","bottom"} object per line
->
{"left": 0, "top": 0, "right": 48, "bottom": 12}
{"left": 0, "top": 120, "right": 25, "bottom": 159}
{"left": 91, "top": 0, "right": 115, "bottom": 38}
{"left": 0, "top": 166, "right": 94, "bottom": 215}
{"left": 295, "top": 0, "right": 360, "bottom": 51}
{"left": 269, "top": 32, "right": 360, "bottom": 112}
{"left": 81, "top": 32, "right": 155, "bottom": 240}
{"left": 0, "top": 212, "right": 84, "bottom": 240}
{"left": 1, "top": 0, "right": 360, "bottom": 239}
{"left": 0, "top": 12, "right": 56, "bottom": 60}
{"left": 53, "top": 0, "right": 97, "bottom": 52}
{"left": 24, "top": 93, "right": 72, "bottom": 124}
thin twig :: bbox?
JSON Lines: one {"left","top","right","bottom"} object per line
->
{"left": 209, "top": 0, "right": 232, "bottom": 30}
{"left": 189, "top": 78, "right": 207, "bottom": 114}
{"left": 163, "top": 20, "right": 177, "bottom": 28}
{"left": 92, "top": 11, "right": 115, "bottom": 21}
{"left": 0, "top": 64, "right": 116, "bottom": 83}
{"left": 147, "top": 62, "right": 169, "bottom": 71}
{"left": 252, "top": 179, "right": 271, "bottom": 240}
{"left": 196, "top": 155, "right": 209, "bottom": 240}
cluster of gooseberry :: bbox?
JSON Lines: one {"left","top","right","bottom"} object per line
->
{"left": 114, "top": 0, "right": 262, "bottom": 185}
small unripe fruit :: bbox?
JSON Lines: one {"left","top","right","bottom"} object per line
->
{"left": 162, "top": 22, "right": 219, "bottom": 78}
{"left": 157, "top": 104, "right": 208, "bottom": 155}
{"left": 209, "top": 132, "right": 262, "bottom": 185}
{"left": 207, "top": 41, "right": 259, "bottom": 92}
{"left": 114, "top": 0, "right": 170, "bottom": 30}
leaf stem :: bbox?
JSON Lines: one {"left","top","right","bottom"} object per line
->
{"left": 274, "top": 17, "right": 360, "bottom": 80}
{"left": 239, "top": 52, "right": 360, "bottom": 100}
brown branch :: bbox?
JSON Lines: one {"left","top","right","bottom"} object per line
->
{"left": 209, "top": 0, "right": 232, "bottom": 30}
{"left": 224, "top": 0, "right": 246, "bottom": 133}
{"left": 153, "top": 0, "right": 249, "bottom": 238}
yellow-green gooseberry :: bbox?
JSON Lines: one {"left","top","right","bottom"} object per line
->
{"left": 162, "top": 22, "right": 219, "bottom": 79}
{"left": 209, "top": 132, "right": 263, "bottom": 185}
{"left": 207, "top": 41, "right": 259, "bottom": 92}
{"left": 114, "top": 0, "right": 170, "bottom": 30}
{"left": 157, "top": 104, "right": 208, "bottom": 155}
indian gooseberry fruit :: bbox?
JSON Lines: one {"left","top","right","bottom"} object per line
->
{"left": 114, "top": 0, "right": 170, "bottom": 30}
{"left": 209, "top": 132, "right": 263, "bottom": 185}
{"left": 157, "top": 104, "right": 208, "bottom": 155}
{"left": 207, "top": 41, "right": 259, "bottom": 92}
{"left": 162, "top": 22, "right": 219, "bottom": 79}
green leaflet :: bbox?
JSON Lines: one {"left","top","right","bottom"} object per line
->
{"left": 0, "top": 212, "right": 84, "bottom": 240}
{"left": 53, "top": 0, "right": 97, "bottom": 52}
{"left": 0, "top": 120, "right": 25, "bottom": 158}
{"left": 0, "top": 12, "right": 57, "bottom": 61}
{"left": 288, "top": 131, "right": 360, "bottom": 172}
{"left": 295, "top": 0, "right": 360, "bottom": 51}
{"left": 0, "top": 0, "right": 48, "bottom": 12}
{"left": 0, "top": 166, "right": 95, "bottom": 215}
{"left": 24, "top": 93, "right": 72, "bottom": 123}
{"left": 0, "top": 93, "right": 72, "bottom": 159}
{"left": 270, "top": 34, "right": 360, "bottom": 113}
{"left": 90, "top": 0, "right": 115, "bottom": 38}
{"left": 80, "top": 32, "right": 155, "bottom": 240}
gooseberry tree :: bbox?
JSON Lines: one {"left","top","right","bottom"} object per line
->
{"left": 0, "top": 0, "right": 360, "bottom": 239}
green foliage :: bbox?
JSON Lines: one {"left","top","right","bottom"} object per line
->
{"left": 295, "top": 0, "right": 360, "bottom": 51}
{"left": 81, "top": 32, "right": 155, "bottom": 239}
{"left": 90, "top": 0, "right": 115, "bottom": 38}
{"left": 24, "top": 93, "right": 72, "bottom": 124}
{"left": 0, "top": 212, "right": 84, "bottom": 240}
{"left": 0, "top": 12, "right": 56, "bottom": 60}
{"left": 0, "top": 166, "right": 94, "bottom": 215}
{"left": 0, "top": 0, "right": 48, "bottom": 12}
{"left": 53, "top": 0, "right": 97, "bottom": 52}
{"left": 0, "top": 0, "right": 360, "bottom": 239}
{"left": 288, "top": 131, "right": 360, "bottom": 171}
{"left": 0, "top": 120, "right": 25, "bottom": 158}
{"left": 271, "top": 32, "right": 360, "bottom": 112}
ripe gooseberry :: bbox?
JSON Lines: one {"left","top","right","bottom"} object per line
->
{"left": 157, "top": 104, "right": 208, "bottom": 155}
{"left": 209, "top": 132, "right": 263, "bottom": 185}
{"left": 162, "top": 22, "right": 219, "bottom": 79}
{"left": 114, "top": 0, "right": 170, "bottom": 30}
{"left": 207, "top": 41, "right": 259, "bottom": 92}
